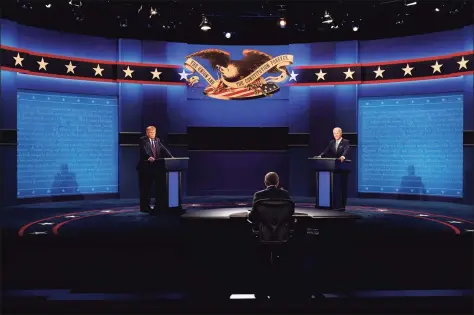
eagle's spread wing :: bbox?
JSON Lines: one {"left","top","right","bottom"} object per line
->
{"left": 186, "top": 49, "right": 231, "bottom": 70}
{"left": 241, "top": 49, "right": 282, "bottom": 73}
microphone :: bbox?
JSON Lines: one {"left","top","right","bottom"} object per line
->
{"left": 157, "top": 138, "right": 174, "bottom": 158}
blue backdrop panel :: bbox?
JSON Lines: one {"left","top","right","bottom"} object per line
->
{"left": 17, "top": 90, "right": 119, "bottom": 198}
{"left": 358, "top": 93, "right": 463, "bottom": 198}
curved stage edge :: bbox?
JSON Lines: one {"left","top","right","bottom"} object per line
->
{"left": 15, "top": 201, "right": 474, "bottom": 237}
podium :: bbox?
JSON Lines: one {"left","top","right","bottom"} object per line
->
{"left": 151, "top": 157, "right": 189, "bottom": 210}
{"left": 308, "top": 157, "right": 351, "bottom": 210}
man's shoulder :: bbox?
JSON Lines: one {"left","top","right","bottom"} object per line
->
{"left": 140, "top": 136, "right": 147, "bottom": 140}
{"left": 342, "top": 138, "right": 350, "bottom": 144}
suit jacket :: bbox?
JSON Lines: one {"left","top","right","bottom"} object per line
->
{"left": 248, "top": 186, "right": 293, "bottom": 223}
{"left": 136, "top": 136, "right": 172, "bottom": 170}
{"left": 320, "top": 138, "right": 350, "bottom": 158}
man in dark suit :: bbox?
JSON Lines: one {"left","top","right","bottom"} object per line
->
{"left": 316, "top": 127, "right": 350, "bottom": 161}
{"left": 315, "top": 127, "right": 350, "bottom": 209}
{"left": 248, "top": 172, "right": 293, "bottom": 223}
{"left": 136, "top": 126, "right": 172, "bottom": 213}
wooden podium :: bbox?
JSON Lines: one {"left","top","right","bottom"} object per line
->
{"left": 152, "top": 157, "right": 189, "bottom": 210}
{"left": 308, "top": 157, "right": 351, "bottom": 211}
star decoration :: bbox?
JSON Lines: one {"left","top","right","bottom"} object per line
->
{"left": 457, "top": 56, "right": 469, "bottom": 70}
{"left": 289, "top": 70, "right": 298, "bottom": 81}
{"left": 93, "top": 64, "right": 104, "bottom": 76}
{"left": 13, "top": 53, "right": 24, "bottom": 67}
{"left": 178, "top": 69, "right": 190, "bottom": 80}
{"left": 343, "top": 68, "right": 355, "bottom": 79}
{"left": 65, "top": 61, "right": 76, "bottom": 74}
{"left": 123, "top": 66, "right": 134, "bottom": 78}
{"left": 431, "top": 61, "right": 443, "bottom": 73}
{"left": 151, "top": 68, "right": 162, "bottom": 80}
{"left": 315, "top": 69, "right": 327, "bottom": 81}
{"left": 37, "top": 58, "right": 48, "bottom": 71}
{"left": 373, "top": 66, "right": 385, "bottom": 78}
{"left": 401, "top": 64, "right": 414, "bottom": 76}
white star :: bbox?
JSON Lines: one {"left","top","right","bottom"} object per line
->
{"left": 13, "top": 53, "right": 24, "bottom": 67}
{"left": 343, "top": 68, "right": 355, "bottom": 79}
{"left": 315, "top": 69, "right": 327, "bottom": 81}
{"left": 151, "top": 68, "right": 162, "bottom": 80}
{"left": 289, "top": 70, "right": 298, "bottom": 81}
{"left": 178, "top": 69, "right": 190, "bottom": 81}
{"left": 39, "top": 222, "right": 54, "bottom": 225}
{"left": 457, "top": 56, "right": 469, "bottom": 70}
{"left": 37, "top": 58, "right": 48, "bottom": 71}
{"left": 401, "top": 64, "right": 414, "bottom": 76}
{"left": 65, "top": 61, "right": 76, "bottom": 74}
{"left": 65, "top": 215, "right": 77, "bottom": 218}
{"left": 123, "top": 66, "right": 134, "bottom": 78}
{"left": 93, "top": 64, "right": 104, "bottom": 76}
{"left": 29, "top": 231, "right": 47, "bottom": 235}
{"left": 373, "top": 66, "right": 385, "bottom": 78}
{"left": 447, "top": 221, "right": 462, "bottom": 224}
{"left": 431, "top": 61, "right": 443, "bottom": 73}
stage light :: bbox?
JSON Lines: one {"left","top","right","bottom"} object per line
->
{"left": 279, "top": 18, "right": 287, "bottom": 28}
{"left": 45, "top": 4, "right": 51, "bottom": 8}
{"left": 68, "top": 0, "right": 82, "bottom": 7}
{"left": 322, "top": 12, "right": 333, "bottom": 24}
{"left": 434, "top": 7, "right": 440, "bottom": 12}
{"left": 119, "top": 18, "right": 128, "bottom": 28}
{"left": 200, "top": 16, "right": 211, "bottom": 31}
{"left": 150, "top": 7, "right": 157, "bottom": 18}
{"left": 405, "top": 1, "right": 417, "bottom": 6}
{"left": 352, "top": 25, "right": 359, "bottom": 31}
{"left": 225, "top": 32, "right": 231, "bottom": 39}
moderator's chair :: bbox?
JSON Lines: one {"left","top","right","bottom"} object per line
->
{"left": 248, "top": 198, "right": 295, "bottom": 264}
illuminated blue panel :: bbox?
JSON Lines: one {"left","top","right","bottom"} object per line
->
{"left": 358, "top": 94, "right": 463, "bottom": 198}
{"left": 17, "top": 90, "right": 118, "bottom": 198}
{"left": 318, "top": 171, "right": 331, "bottom": 207}
{"left": 167, "top": 172, "right": 180, "bottom": 208}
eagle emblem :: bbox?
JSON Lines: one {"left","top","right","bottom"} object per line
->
{"left": 183, "top": 49, "right": 294, "bottom": 100}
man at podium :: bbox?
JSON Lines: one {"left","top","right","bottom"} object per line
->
{"left": 314, "top": 127, "right": 350, "bottom": 209}
{"left": 315, "top": 127, "right": 350, "bottom": 161}
{"left": 136, "top": 126, "right": 173, "bottom": 213}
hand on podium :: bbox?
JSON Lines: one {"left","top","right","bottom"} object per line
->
{"left": 314, "top": 155, "right": 322, "bottom": 158}
{"left": 148, "top": 157, "right": 155, "bottom": 162}
{"left": 339, "top": 156, "right": 345, "bottom": 162}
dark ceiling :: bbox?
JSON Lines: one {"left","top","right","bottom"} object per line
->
{"left": 2, "top": 0, "right": 473, "bottom": 45}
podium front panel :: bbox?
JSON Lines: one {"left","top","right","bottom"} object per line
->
{"left": 317, "top": 171, "right": 331, "bottom": 207}
{"left": 167, "top": 172, "right": 181, "bottom": 208}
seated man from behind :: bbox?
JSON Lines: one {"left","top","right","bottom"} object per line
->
{"left": 248, "top": 172, "right": 293, "bottom": 223}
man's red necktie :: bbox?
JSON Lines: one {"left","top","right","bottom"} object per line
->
{"left": 151, "top": 140, "right": 157, "bottom": 158}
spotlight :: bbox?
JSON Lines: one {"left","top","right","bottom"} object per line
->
{"left": 405, "top": 1, "right": 417, "bottom": 6}
{"left": 352, "top": 25, "right": 359, "bottom": 31}
{"left": 279, "top": 18, "right": 287, "bottom": 28}
{"left": 322, "top": 12, "right": 333, "bottom": 24}
{"left": 150, "top": 7, "right": 157, "bottom": 18}
{"left": 45, "top": 4, "right": 51, "bottom": 8}
{"left": 200, "top": 16, "right": 211, "bottom": 31}
{"left": 434, "top": 7, "right": 440, "bottom": 12}
{"left": 225, "top": 32, "right": 231, "bottom": 39}
{"left": 68, "top": 0, "right": 82, "bottom": 7}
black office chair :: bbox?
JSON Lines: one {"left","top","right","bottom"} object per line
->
{"left": 248, "top": 198, "right": 295, "bottom": 264}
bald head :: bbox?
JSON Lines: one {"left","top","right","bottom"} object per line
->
{"left": 264, "top": 172, "right": 279, "bottom": 187}
{"left": 333, "top": 127, "right": 342, "bottom": 140}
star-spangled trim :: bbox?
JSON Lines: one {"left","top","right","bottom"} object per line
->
{"left": 289, "top": 70, "right": 298, "bottom": 81}
{"left": 315, "top": 69, "right": 327, "bottom": 81}
{"left": 65, "top": 61, "right": 76, "bottom": 74}
{"left": 343, "top": 68, "right": 355, "bottom": 79}
{"left": 431, "top": 61, "right": 443, "bottom": 73}
{"left": 0, "top": 46, "right": 472, "bottom": 86}
{"left": 374, "top": 66, "right": 385, "bottom": 78}
{"left": 151, "top": 68, "right": 162, "bottom": 80}
{"left": 37, "top": 57, "right": 48, "bottom": 71}
{"left": 93, "top": 64, "right": 104, "bottom": 76}
{"left": 13, "top": 53, "right": 24, "bottom": 67}
{"left": 457, "top": 56, "right": 469, "bottom": 70}
{"left": 123, "top": 66, "right": 134, "bottom": 78}
{"left": 402, "top": 64, "right": 414, "bottom": 76}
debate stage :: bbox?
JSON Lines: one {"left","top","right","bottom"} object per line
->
{"left": 2, "top": 196, "right": 473, "bottom": 313}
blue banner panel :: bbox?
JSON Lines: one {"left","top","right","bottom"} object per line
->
{"left": 17, "top": 90, "right": 119, "bottom": 198}
{"left": 358, "top": 93, "right": 463, "bottom": 198}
